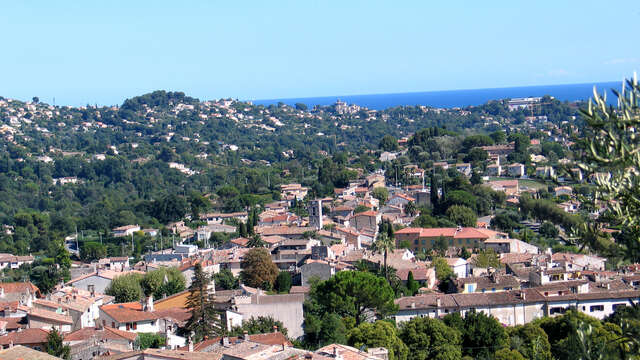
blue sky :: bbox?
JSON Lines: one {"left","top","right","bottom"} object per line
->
{"left": 1, "top": 1, "right": 639, "bottom": 106}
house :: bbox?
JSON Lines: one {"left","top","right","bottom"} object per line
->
{"left": 0, "top": 328, "right": 50, "bottom": 350}
{"left": 554, "top": 186, "right": 573, "bottom": 197}
{"left": 0, "top": 282, "right": 39, "bottom": 303}
{"left": 226, "top": 293, "right": 305, "bottom": 339}
{"left": 350, "top": 211, "right": 380, "bottom": 233}
{"left": 486, "top": 163, "right": 502, "bottom": 177}
{"left": 379, "top": 152, "right": 397, "bottom": 162}
{"left": 481, "top": 144, "right": 514, "bottom": 158}
{"left": 507, "top": 163, "right": 525, "bottom": 178}
{"left": 457, "top": 273, "right": 521, "bottom": 293}
{"left": 34, "top": 286, "right": 112, "bottom": 331}
{"left": 66, "top": 270, "right": 145, "bottom": 294}
{"left": 64, "top": 326, "right": 138, "bottom": 359}
{"left": 27, "top": 307, "right": 73, "bottom": 332}
{"left": 444, "top": 258, "right": 469, "bottom": 279}
{"left": 0, "top": 254, "right": 34, "bottom": 270}
{"left": 393, "top": 288, "right": 640, "bottom": 326}
{"left": 99, "top": 297, "right": 189, "bottom": 339}
{"left": 396, "top": 268, "right": 436, "bottom": 289}
{"left": 483, "top": 238, "right": 539, "bottom": 254}
{"left": 536, "top": 166, "right": 555, "bottom": 178}
{"left": 387, "top": 194, "right": 415, "bottom": 208}
{"left": 112, "top": 225, "right": 140, "bottom": 237}
{"left": 201, "top": 212, "right": 249, "bottom": 225}
{"left": 395, "top": 227, "right": 489, "bottom": 253}
{"left": 280, "top": 184, "right": 309, "bottom": 202}
{"left": 486, "top": 179, "right": 519, "bottom": 196}
{"left": 455, "top": 163, "right": 472, "bottom": 177}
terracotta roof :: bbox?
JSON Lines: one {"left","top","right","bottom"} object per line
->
{"left": 100, "top": 302, "right": 159, "bottom": 323}
{"left": 98, "top": 348, "right": 215, "bottom": 360}
{"left": 230, "top": 237, "right": 250, "bottom": 247}
{"left": 0, "top": 345, "right": 61, "bottom": 360}
{"left": 396, "top": 268, "right": 433, "bottom": 281}
{"left": 0, "top": 328, "right": 49, "bottom": 346}
{"left": 64, "top": 326, "right": 138, "bottom": 342}
{"left": 0, "top": 282, "right": 39, "bottom": 295}
{"left": 29, "top": 307, "right": 73, "bottom": 324}
{"left": 354, "top": 210, "right": 378, "bottom": 217}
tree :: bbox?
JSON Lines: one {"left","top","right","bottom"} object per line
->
{"left": 459, "top": 310, "right": 509, "bottom": 358}
{"left": 445, "top": 205, "right": 477, "bottom": 227}
{"left": 229, "top": 316, "right": 288, "bottom": 337}
{"left": 304, "top": 313, "right": 348, "bottom": 348}
{"left": 184, "top": 263, "right": 224, "bottom": 341}
{"left": 46, "top": 328, "right": 71, "bottom": 360}
{"left": 105, "top": 273, "right": 144, "bottom": 303}
{"left": 372, "top": 232, "right": 395, "bottom": 281}
{"left": 577, "top": 78, "right": 640, "bottom": 261}
{"left": 539, "top": 221, "right": 559, "bottom": 239}
{"left": 295, "top": 102, "right": 308, "bottom": 111}
{"left": 32, "top": 96, "right": 40, "bottom": 104}
{"left": 354, "top": 205, "right": 370, "bottom": 214}
{"left": 380, "top": 135, "right": 399, "bottom": 152}
{"left": 247, "top": 234, "right": 266, "bottom": 248}
{"left": 275, "top": 271, "right": 292, "bottom": 293}
{"left": 348, "top": 320, "right": 408, "bottom": 360}
{"left": 507, "top": 323, "right": 553, "bottom": 360}
{"left": 311, "top": 271, "right": 397, "bottom": 325}
{"left": 433, "top": 235, "right": 449, "bottom": 256}
{"left": 432, "top": 257, "right": 454, "bottom": 282}
{"left": 399, "top": 316, "right": 462, "bottom": 360}
{"left": 405, "top": 201, "right": 417, "bottom": 217}
{"left": 472, "top": 249, "right": 501, "bottom": 268}
{"left": 494, "top": 349, "right": 525, "bottom": 360}
{"left": 141, "top": 267, "right": 186, "bottom": 299}
{"left": 406, "top": 271, "right": 420, "bottom": 296}
{"left": 372, "top": 187, "right": 390, "bottom": 205}
{"left": 80, "top": 241, "right": 107, "bottom": 262}
{"left": 137, "top": 333, "right": 166, "bottom": 349}
{"left": 214, "top": 268, "right": 239, "bottom": 290}
{"left": 464, "top": 148, "right": 488, "bottom": 163}
{"left": 240, "top": 248, "right": 279, "bottom": 289}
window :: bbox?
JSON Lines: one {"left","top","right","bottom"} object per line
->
{"left": 414, "top": 239, "right": 419, "bottom": 245}
{"left": 449, "top": 239, "right": 453, "bottom": 245}
{"left": 491, "top": 288, "right": 496, "bottom": 292}
{"left": 112, "top": 322, "right": 115, "bottom": 328}
{"left": 126, "top": 323, "right": 130, "bottom": 331}
{"left": 132, "top": 322, "right": 137, "bottom": 330}
{"left": 481, "top": 288, "right": 486, "bottom": 293}
{"left": 613, "top": 304, "right": 626, "bottom": 311}
{"left": 590, "top": 305, "right": 604, "bottom": 312}
{"left": 550, "top": 307, "right": 566, "bottom": 315}
{"left": 421, "top": 240, "right": 426, "bottom": 245}
{"left": 467, "top": 239, "right": 471, "bottom": 245}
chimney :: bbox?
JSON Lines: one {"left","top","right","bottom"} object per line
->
{"left": 145, "top": 295, "right": 154, "bottom": 312}
{"left": 188, "top": 338, "right": 194, "bottom": 352}
{"left": 273, "top": 325, "right": 278, "bottom": 333}
{"left": 243, "top": 331, "right": 249, "bottom": 341}
{"left": 222, "top": 337, "right": 230, "bottom": 347}
{"left": 521, "top": 291, "right": 526, "bottom": 301}
{"left": 436, "top": 297, "right": 441, "bottom": 308}
{"left": 410, "top": 302, "right": 415, "bottom": 309}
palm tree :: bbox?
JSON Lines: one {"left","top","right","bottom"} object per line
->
{"left": 372, "top": 232, "right": 395, "bottom": 282}
{"left": 247, "top": 234, "right": 266, "bottom": 248}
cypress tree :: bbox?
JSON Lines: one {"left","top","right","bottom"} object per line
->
{"left": 184, "top": 263, "right": 225, "bottom": 341}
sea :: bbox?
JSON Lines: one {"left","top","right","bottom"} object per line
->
{"left": 252, "top": 81, "right": 622, "bottom": 110}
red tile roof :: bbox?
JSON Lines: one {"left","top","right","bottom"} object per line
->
{"left": 0, "top": 328, "right": 49, "bottom": 346}
{"left": 64, "top": 326, "right": 138, "bottom": 342}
